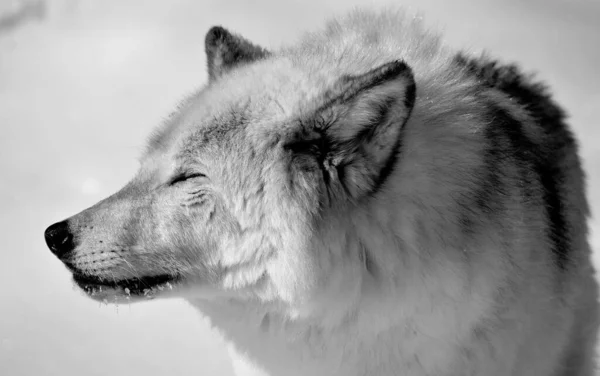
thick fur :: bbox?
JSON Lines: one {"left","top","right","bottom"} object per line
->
{"left": 44, "top": 9, "right": 599, "bottom": 376}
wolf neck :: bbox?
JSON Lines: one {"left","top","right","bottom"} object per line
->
{"left": 189, "top": 296, "right": 391, "bottom": 376}
{"left": 188, "top": 284, "right": 467, "bottom": 376}
{"left": 187, "top": 214, "right": 474, "bottom": 376}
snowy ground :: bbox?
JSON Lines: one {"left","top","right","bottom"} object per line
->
{"left": 0, "top": 1, "right": 598, "bottom": 375}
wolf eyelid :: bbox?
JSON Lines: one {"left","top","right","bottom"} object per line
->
{"left": 169, "top": 173, "right": 206, "bottom": 186}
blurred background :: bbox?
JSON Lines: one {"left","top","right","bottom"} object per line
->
{"left": 0, "top": 0, "right": 598, "bottom": 375}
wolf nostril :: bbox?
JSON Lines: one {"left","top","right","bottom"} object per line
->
{"left": 44, "top": 221, "right": 74, "bottom": 259}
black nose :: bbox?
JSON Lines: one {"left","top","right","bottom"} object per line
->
{"left": 44, "top": 221, "right": 74, "bottom": 258}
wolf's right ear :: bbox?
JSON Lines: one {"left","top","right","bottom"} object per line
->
{"left": 204, "top": 26, "right": 270, "bottom": 82}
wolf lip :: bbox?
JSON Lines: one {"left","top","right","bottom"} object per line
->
{"left": 73, "top": 273, "right": 176, "bottom": 296}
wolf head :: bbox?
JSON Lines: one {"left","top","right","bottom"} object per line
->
{"left": 44, "top": 26, "right": 416, "bottom": 312}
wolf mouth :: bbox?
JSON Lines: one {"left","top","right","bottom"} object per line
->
{"left": 73, "top": 273, "right": 177, "bottom": 297}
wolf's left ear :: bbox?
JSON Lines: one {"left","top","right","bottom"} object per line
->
{"left": 295, "top": 60, "right": 416, "bottom": 200}
{"left": 204, "top": 26, "right": 269, "bottom": 82}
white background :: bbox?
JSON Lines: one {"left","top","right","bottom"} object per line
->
{"left": 0, "top": 0, "right": 598, "bottom": 375}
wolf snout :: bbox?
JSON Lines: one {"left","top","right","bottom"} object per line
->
{"left": 44, "top": 221, "right": 74, "bottom": 259}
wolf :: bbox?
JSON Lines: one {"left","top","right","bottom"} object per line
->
{"left": 44, "top": 8, "right": 599, "bottom": 376}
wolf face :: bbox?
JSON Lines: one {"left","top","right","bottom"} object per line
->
{"left": 45, "top": 26, "right": 416, "bottom": 309}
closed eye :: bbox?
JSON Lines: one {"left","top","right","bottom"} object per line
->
{"left": 169, "top": 173, "right": 206, "bottom": 186}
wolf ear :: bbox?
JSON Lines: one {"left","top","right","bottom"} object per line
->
{"left": 204, "top": 26, "right": 269, "bottom": 82}
{"left": 293, "top": 60, "right": 416, "bottom": 200}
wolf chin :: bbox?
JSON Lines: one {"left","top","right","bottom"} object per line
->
{"left": 44, "top": 8, "right": 599, "bottom": 376}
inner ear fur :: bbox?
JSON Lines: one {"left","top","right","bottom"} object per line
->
{"left": 204, "top": 26, "right": 270, "bottom": 82}
{"left": 292, "top": 60, "right": 416, "bottom": 200}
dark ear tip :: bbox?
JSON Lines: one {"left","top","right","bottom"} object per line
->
{"left": 387, "top": 60, "right": 413, "bottom": 80}
{"left": 387, "top": 60, "right": 416, "bottom": 109}
{"left": 205, "top": 26, "right": 230, "bottom": 48}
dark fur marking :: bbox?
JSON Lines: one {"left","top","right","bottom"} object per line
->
{"left": 358, "top": 241, "right": 377, "bottom": 276}
{"left": 363, "top": 248, "right": 376, "bottom": 276}
{"left": 491, "top": 105, "right": 570, "bottom": 269}
{"left": 451, "top": 120, "right": 510, "bottom": 239}
{"left": 456, "top": 53, "right": 572, "bottom": 269}
{"left": 205, "top": 26, "right": 270, "bottom": 81}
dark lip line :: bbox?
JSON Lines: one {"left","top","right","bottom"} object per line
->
{"left": 72, "top": 273, "right": 177, "bottom": 295}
